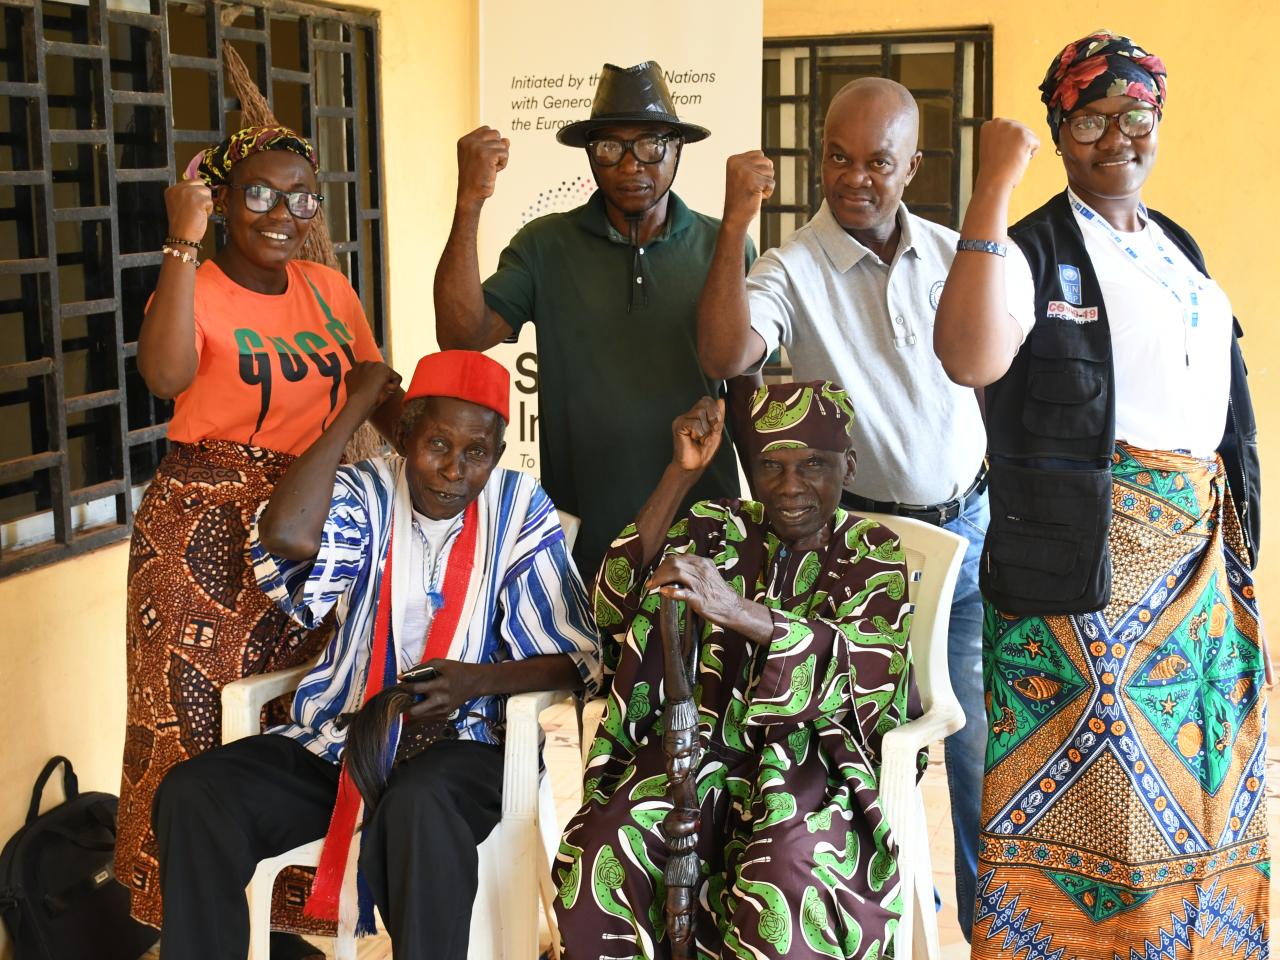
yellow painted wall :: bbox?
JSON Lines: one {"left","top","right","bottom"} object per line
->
{"left": 0, "top": 3, "right": 1275, "bottom": 954}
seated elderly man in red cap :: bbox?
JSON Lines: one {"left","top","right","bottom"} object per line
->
{"left": 557, "top": 382, "right": 917, "bottom": 960}
{"left": 151, "top": 352, "right": 602, "bottom": 960}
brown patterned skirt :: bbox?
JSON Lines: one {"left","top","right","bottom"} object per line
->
{"left": 972, "top": 445, "right": 1269, "bottom": 958}
{"left": 117, "top": 440, "right": 331, "bottom": 933}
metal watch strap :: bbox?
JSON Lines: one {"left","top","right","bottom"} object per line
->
{"left": 956, "top": 238, "right": 1008, "bottom": 257}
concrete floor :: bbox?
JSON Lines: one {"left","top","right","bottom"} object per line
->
{"left": 151, "top": 685, "right": 1280, "bottom": 959}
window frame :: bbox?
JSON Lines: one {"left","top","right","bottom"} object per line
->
{"left": 0, "top": 0, "right": 388, "bottom": 577}
{"left": 761, "top": 27, "right": 994, "bottom": 249}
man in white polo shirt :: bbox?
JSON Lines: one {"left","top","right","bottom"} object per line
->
{"left": 696, "top": 76, "right": 988, "bottom": 941}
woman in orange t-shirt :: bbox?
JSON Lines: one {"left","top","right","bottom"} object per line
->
{"left": 117, "top": 126, "right": 400, "bottom": 949}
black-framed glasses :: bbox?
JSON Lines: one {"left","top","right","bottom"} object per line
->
{"left": 227, "top": 183, "right": 324, "bottom": 219}
{"left": 586, "top": 134, "right": 676, "bottom": 166}
{"left": 1064, "top": 107, "right": 1156, "bottom": 145}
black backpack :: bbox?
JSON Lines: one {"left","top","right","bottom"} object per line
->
{"left": 0, "top": 757, "right": 159, "bottom": 960}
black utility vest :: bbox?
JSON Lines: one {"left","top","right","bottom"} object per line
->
{"left": 981, "top": 192, "right": 1260, "bottom": 615}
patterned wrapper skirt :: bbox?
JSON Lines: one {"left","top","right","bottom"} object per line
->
{"left": 972, "top": 444, "right": 1270, "bottom": 959}
{"left": 116, "top": 440, "right": 331, "bottom": 933}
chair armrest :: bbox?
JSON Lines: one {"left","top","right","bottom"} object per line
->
{"left": 503, "top": 689, "right": 575, "bottom": 819}
{"left": 556, "top": 511, "right": 581, "bottom": 555}
{"left": 221, "top": 664, "right": 315, "bottom": 745}
{"left": 878, "top": 698, "right": 966, "bottom": 841}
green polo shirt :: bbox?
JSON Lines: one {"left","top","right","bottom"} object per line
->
{"left": 483, "top": 190, "right": 756, "bottom": 580}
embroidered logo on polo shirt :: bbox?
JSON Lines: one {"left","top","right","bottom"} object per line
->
{"left": 1047, "top": 300, "right": 1099, "bottom": 324}
{"left": 929, "top": 279, "right": 945, "bottom": 310}
{"left": 1058, "top": 264, "right": 1083, "bottom": 305}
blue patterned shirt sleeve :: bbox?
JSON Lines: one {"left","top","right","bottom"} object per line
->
{"left": 250, "top": 468, "right": 372, "bottom": 630}
{"left": 496, "top": 483, "right": 603, "bottom": 697}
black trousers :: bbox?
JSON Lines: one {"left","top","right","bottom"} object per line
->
{"left": 152, "top": 734, "right": 504, "bottom": 959}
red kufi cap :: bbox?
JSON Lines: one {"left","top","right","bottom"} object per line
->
{"left": 403, "top": 351, "right": 510, "bottom": 423}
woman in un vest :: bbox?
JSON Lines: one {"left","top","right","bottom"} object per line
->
{"left": 119, "top": 126, "right": 400, "bottom": 958}
{"left": 933, "top": 32, "right": 1267, "bottom": 957}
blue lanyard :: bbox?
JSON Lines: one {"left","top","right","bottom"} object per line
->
{"left": 1067, "top": 190, "right": 1206, "bottom": 329}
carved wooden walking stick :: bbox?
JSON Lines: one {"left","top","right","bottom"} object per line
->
{"left": 659, "top": 595, "right": 701, "bottom": 959}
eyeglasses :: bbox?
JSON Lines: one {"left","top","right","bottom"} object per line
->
{"left": 227, "top": 183, "right": 324, "bottom": 220}
{"left": 1063, "top": 107, "right": 1156, "bottom": 145}
{"left": 585, "top": 134, "right": 676, "bottom": 167}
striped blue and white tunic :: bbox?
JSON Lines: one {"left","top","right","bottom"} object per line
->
{"left": 250, "top": 456, "right": 603, "bottom": 763}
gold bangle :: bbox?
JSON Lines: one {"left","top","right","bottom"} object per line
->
{"left": 161, "top": 244, "right": 199, "bottom": 266}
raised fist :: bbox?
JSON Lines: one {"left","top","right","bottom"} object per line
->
{"left": 457, "top": 126, "right": 510, "bottom": 204}
{"left": 975, "top": 119, "right": 1040, "bottom": 192}
{"left": 165, "top": 179, "right": 214, "bottom": 243}
{"left": 343, "top": 360, "right": 402, "bottom": 417}
{"left": 723, "top": 150, "right": 775, "bottom": 228}
{"left": 670, "top": 396, "right": 725, "bottom": 475}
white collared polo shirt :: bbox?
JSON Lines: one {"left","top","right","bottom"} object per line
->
{"left": 746, "top": 201, "right": 985, "bottom": 505}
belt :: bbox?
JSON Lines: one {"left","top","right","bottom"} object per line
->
{"left": 841, "top": 467, "right": 987, "bottom": 526}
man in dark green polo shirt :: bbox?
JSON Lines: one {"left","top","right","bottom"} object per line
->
{"left": 434, "top": 61, "right": 756, "bottom": 581}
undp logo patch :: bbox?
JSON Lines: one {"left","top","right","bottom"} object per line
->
{"left": 1058, "top": 264, "right": 1082, "bottom": 305}
{"left": 929, "top": 280, "right": 945, "bottom": 310}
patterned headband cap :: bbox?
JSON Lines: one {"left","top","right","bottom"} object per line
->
{"left": 1040, "top": 30, "right": 1167, "bottom": 142}
{"left": 183, "top": 124, "right": 318, "bottom": 185}
{"left": 747, "top": 381, "right": 856, "bottom": 458}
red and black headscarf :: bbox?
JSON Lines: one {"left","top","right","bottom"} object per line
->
{"left": 1040, "top": 31, "right": 1167, "bottom": 142}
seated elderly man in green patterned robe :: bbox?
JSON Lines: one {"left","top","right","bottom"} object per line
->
{"left": 556, "top": 381, "right": 919, "bottom": 960}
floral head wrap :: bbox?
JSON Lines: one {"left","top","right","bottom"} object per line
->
{"left": 747, "top": 380, "right": 856, "bottom": 460}
{"left": 182, "top": 124, "right": 318, "bottom": 185}
{"left": 1040, "top": 31, "right": 1167, "bottom": 142}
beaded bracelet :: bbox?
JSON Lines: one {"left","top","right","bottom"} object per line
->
{"left": 162, "top": 245, "right": 199, "bottom": 266}
{"left": 164, "top": 236, "right": 201, "bottom": 249}
{"left": 956, "top": 238, "right": 1008, "bottom": 257}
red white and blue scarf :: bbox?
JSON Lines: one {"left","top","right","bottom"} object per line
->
{"left": 305, "top": 480, "right": 482, "bottom": 930}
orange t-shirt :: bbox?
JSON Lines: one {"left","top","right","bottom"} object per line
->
{"left": 166, "top": 259, "right": 382, "bottom": 455}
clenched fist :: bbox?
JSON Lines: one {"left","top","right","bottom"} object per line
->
{"left": 343, "top": 360, "right": 402, "bottom": 418}
{"left": 165, "top": 179, "right": 214, "bottom": 243}
{"left": 670, "top": 397, "right": 725, "bottom": 476}
{"left": 456, "top": 126, "right": 510, "bottom": 205}
{"left": 975, "top": 119, "right": 1040, "bottom": 193}
{"left": 722, "top": 150, "right": 775, "bottom": 228}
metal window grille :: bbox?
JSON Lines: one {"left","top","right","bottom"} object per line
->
{"left": 762, "top": 29, "right": 993, "bottom": 251}
{"left": 0, "top": 0, "right": 386, "bottom": 577}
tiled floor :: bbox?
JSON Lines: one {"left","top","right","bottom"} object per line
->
{"left": 152, "top": 687, "right": 1280, "bottom": 959}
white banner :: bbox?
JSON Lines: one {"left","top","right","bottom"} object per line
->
{"left": 476, "top": 0, "right": 763, "bottom": 476}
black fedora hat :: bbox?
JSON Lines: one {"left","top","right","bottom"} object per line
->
{"left": 557, "top": 61, "right": 710, "bottom": 148}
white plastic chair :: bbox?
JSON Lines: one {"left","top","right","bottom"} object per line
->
{"left": 576, "top": 510, "right": 966, "bottom": 960}
{"left": 221, "top": 511, "right": 583, "bottom": 960}
{"left": 867, "top": 511, "right": 967, "bottom": 960}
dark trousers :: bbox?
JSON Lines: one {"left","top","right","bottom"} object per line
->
{"left": 152, "top": 734, "right": 504, "bottom": 959}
